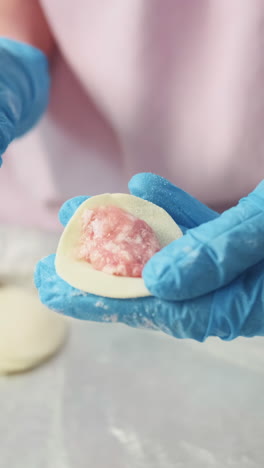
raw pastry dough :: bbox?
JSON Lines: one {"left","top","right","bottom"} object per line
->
{"left": 56, "top": 194, "right": 182, "bottom": 298}
{"left": 0, "top": 286, "right": 68, "bottom": 374}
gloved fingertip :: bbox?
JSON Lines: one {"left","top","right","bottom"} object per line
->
{"left": 143, "top": 257, "right": 176, "bottom": 301}
{"left": 128, "top": 172, "right": 163, "bottom": 198}
{"left": 59, "top": 196, "right": 89, "bottom": 226}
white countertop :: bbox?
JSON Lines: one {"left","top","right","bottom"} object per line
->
{"left": 1, "top": 320, "right": 264, "bottom": 468}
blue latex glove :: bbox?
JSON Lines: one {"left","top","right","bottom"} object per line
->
{"left": 35, "top": 174, "right": 264, "bottom": 341}
{"left": 0, "top": 38, "right": 50, "bottom": 164}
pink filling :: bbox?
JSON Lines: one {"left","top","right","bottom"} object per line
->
{"left": 78, "top": 205, "right": 161, "bottom": 277}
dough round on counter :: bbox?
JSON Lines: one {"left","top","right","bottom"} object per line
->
{"left": 0, "top": 286, "right": 68, "bottom": 375}
{"left": 56, "top": 194, "right": 182, "bottom": 298}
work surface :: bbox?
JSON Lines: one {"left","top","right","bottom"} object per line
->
{"left": 0, "top": 320, "right": 263, "bottom": 468}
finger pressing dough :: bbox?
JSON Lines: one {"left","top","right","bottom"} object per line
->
{"left": 0, "top": 286, "right": 68, "bottom": 375}
{"left": 55, "top": 194, "right": 182, "bottom": 298}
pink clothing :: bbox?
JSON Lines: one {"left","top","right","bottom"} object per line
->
{"left": 1, "top": 0, "right": 264, "bottom": 231}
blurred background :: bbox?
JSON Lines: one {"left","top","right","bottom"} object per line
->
{"left": 1, "top": 0, "right": 264, "bottom": 466}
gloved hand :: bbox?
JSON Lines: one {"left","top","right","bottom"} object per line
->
{"left": 35, "top": 173, "right": 264, "bottom": 342}
{"left": 0, "top": 38, "right": 50, "bottom": 164}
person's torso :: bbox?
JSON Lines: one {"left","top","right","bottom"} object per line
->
{"left": 2, "top": 0, "right": 264, "bottom": 230}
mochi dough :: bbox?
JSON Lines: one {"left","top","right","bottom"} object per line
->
{"left": 0, "top": 286, "right": 68, "bottom": 375}
{"left": 55, "top": 194, "right": 182, "bottom": 298}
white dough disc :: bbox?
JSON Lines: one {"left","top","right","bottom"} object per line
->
{"left": 56, "top": 193, "right": 182, "bottom": 298}
{"left": 0, "top": 286, "right": 68, "bottom": 375}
